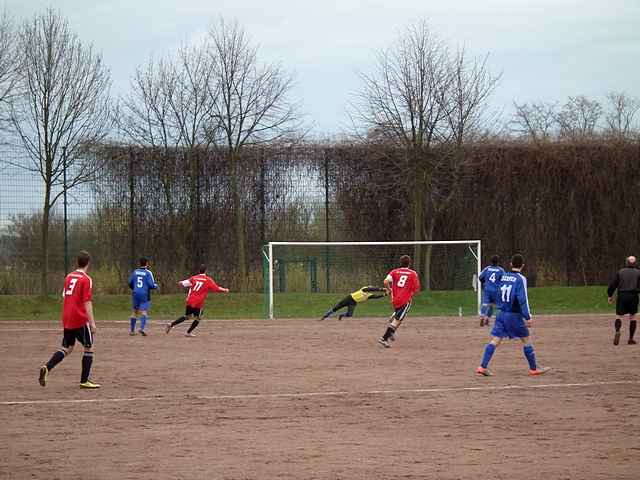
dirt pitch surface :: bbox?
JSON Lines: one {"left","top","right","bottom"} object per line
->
{"left": 1, "top": 314, "right": 639, "bottom": 479}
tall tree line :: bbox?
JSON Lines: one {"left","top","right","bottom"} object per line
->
{"left": 1, "top": 8, "right": 638, "bottom": 294}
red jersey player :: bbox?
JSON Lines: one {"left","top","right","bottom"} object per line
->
{"left": 378, "top": 254, "right": 421, "bottom": 348}
{"left": 165, "top": 264, "right": 229, "bottom": 337}
{"left": 39, "top": 250, "right": 100, "bottom": 388}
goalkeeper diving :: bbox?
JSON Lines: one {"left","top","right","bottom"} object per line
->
{"left": 320, "top": 286, "right": 390, "bottom": 321}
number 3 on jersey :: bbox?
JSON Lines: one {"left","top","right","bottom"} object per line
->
{"left": 65, "top": 278, "right": 78, "bottom": 296}
{"left": 397, "top": 275, "right": 408, "bottom": 288}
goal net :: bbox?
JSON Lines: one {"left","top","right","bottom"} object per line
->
{"left": 262, "top": 241, "right": 481, "bottom": 320}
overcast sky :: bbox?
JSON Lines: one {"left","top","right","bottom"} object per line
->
{"left": 4, "top": 0, "right": 639, "bottom": 134}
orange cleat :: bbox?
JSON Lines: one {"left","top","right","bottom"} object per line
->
{"left": 528, "top": 366, "right": 551, "bottom": 376}
{"left": 476, "top": 366, "right": 493, "bottom": 376}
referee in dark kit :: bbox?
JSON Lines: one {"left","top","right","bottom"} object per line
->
{"left": 608, "top": 255, "right": 640, "bottom": 345}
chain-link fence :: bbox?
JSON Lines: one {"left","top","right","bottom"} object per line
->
{"left": 2, "top": 140, "right": 639, "bottom": 294}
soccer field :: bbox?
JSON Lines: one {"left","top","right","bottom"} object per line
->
{"left": 1, "top": 314, "right": 639, "bottom": 479}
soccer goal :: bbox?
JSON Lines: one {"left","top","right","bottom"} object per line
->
{"left": 262, "top": 241, "right": 481, "bottom": 320}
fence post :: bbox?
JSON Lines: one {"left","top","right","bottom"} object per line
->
{"left": 324, "top": 150, "right": 330, "bottom": 292}
{"left": 62, "top": 146, "right": 69, "bottom": 275}
{"left": 260, "top": 150, "right": 266, "bottom": 246}
{"left": 188, "top": 150, "right": 202, "bottom": 266}
{"left": 129, "top": 149, "right": 135, "bottom": 269}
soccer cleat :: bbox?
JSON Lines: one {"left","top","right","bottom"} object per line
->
{"left": 184, "top": 332, "right": 196, "bottom": 337}
{"left": 629, "top": 339, "right": 637, "bottom": 345}
{"left": 378, "top": 337, "right": 391, "bottom": 348}
{"left": 139, "top": 330, "right": 147, "bottom": 337}
{"left": 614, "top": 331, "right": 621, "bottom": 345}
{"left": 80, "top": 380, "right": 101, "bottom": 389}
{"left": 129, "top": 331, "right": 136, "bottom": 336}
{"left": 476, "top": 366, "right": 493, "bottom": 376}
{"left": 38, "top": 365, "right": 49, "bottom": 387}
{"left": 165, "top": 323, "right": 172, "bottom": 334}
{"left": 338, "top": 314, "right": 344, "bottom": 321}
{"left": 528, "top": 366, "right": 551, "bottom": 376}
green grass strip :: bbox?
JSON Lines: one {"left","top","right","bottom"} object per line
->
{"left": 0, "top": 286, "right": 611, "bottom": 321}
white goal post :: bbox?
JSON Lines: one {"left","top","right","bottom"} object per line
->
{"left": 263, "top": 240, "right": 482, "bottom": 320}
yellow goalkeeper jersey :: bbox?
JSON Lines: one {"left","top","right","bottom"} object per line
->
{"left": 350, "top": 286, "right": 387, "bottom": 303}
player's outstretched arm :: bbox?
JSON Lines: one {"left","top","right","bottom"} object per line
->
{"left": 362, "top": 286, "right": 386, "bottom": 293}
{"left": 213, "top": 280, "right": 229, "bottom": 293}
{"left": 178, "top": 279, "right": 192, "bottom": 288}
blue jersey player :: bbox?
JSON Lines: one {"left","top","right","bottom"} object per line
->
{"left": 478, "top": 255, "right": 505, "bottom": 327}
{"left": 127, "top": 257, "right": 158, "bottom": 336}
{"left": 476, "top": 254, "right": 550, "bottom": 377}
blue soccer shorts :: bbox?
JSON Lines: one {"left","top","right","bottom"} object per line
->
{"left": 481, "top": 289, "right": 499, "bottom": 316}
{"left": 482, "top": 289, "right": 499, "bottom": 307}
{"left": 132, "top": 294, "right": 150, "bottom": 312}
{"left": 491, "top": 311, "right": 530, "bottom": 339}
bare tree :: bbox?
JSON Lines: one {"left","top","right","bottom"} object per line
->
{"left": 119, "top": 43, "right": 218, "bottom": 217}
{"left": 351, "top": 21, "right": 499, "bottom": 286}
{"left": 0, "top": 10, "right": 17, "bottom": 128}
{"left": 511, "top": 101, "right": 557, "bottom": 143}
{"left": 208, "top": 18, "right": 300, "bottom": 290}
{"left": 555, "top": 95, "right": 602, "bottom": 140}
{"left": 445, "top": 48, "right": 501, "bottom": 147}
{"left": 119, "top": 56, "right": 176, "bottom": 150}
{"left": 170, "top": 44, "right": 218, "bottom": 150}
{"left": 120, "top": 44, "right": 217, "bottom": 151}
{"left": 604, "top": 91, "right": 640, "bottom": 139}
{"left": 9, "top": 8, "right": 111, "bottom": 295}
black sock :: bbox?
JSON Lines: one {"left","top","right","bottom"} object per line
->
{"left": 172, "top": 316, "right": 186, "bottom": 327}
{"left": 187, "top": 319, "right": 200, "bottom": 333}
{"left": 45, "top": 350, "right": 66, "bottom": 371}
{"left": 615, "top": 318, "right": 622, "bottom": 331}
{"left": 630, "top": 320, "right": 637, "bottom": 340}
{"left": 382, "top": 325, "right": 396, "bottom": 341}
{"left": 81, "top": 352, "right": 93, "bottom": 383}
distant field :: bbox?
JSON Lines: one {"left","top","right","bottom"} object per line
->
{"left": 0, "top": 286, "right": 611, "bottom": 320}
